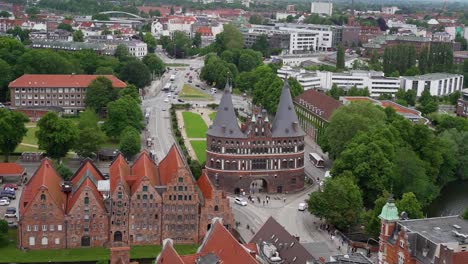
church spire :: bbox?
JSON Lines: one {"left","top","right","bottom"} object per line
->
{"left": 207, "top": 80, "right": 245, "bottom": 138}
{"left": 271, "top": 79, "right": 305, "bottom": 138}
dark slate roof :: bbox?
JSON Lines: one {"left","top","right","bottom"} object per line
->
{"left": 206, "top": 81, "right": 246, "bottom": 138}
{"left": 272, "top": 80, "right": 305, "bottom": 138}
{"left": 250, "top": 217, "right": 315, "bottom": 264}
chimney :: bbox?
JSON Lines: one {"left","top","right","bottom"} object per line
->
{"left": 292, "top": 122, "right": 299, "bottom": 131}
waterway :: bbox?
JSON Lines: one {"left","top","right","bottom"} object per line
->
{"left": 427, "top": 180, "right": 468, "bottom": 217}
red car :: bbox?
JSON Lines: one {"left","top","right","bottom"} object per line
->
{"left": 3, "top": 184, "right": 18, "bottom": 190}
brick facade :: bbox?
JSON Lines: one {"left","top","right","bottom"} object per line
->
{"left": 18, "top": 146, "right": 234, "bottom": 250}
{"left": 206, "top": 82, "right": 306, "bottom": 194}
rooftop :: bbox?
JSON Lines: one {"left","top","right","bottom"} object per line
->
{"left": 402, "top": 73, "right": 463, "bottom": 81}
{"left": 326, "top": 253, "right": 373, "bottom": 264}
{"left": 0, "top": 163, "right": 25, "bottom": 176}
{"left": 399, "top": 216, "right": 468, "bottom": 244}
{"left": 295, "top": 89, "right": 342, "bottom": 121}
{"left": 9, "top": 74, "right": 127, "bottom": 88}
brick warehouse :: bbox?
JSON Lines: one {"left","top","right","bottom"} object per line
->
{"left": 205, "top": 80, "right": 306, "bottom": 194}
{"left": 18, "top": 145, "right": 233, "bottom": 249}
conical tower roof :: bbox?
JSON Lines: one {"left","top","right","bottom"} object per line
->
{"left": 271, "top": 79, "right": 305, "bottom": 138}
{"left": 207, "top": 81, "right": 245, "bottom": 138}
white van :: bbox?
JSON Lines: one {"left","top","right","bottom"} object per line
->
{"left": 210, "top": 88, "right": 217, "bottom": 94}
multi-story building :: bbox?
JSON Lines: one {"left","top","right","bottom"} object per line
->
{"left": 400, "top": 73, "right": 464, "bottom": 96}
{"left": 311, "top": 0, "right": 333, "bottom": 16}
{"left": 205, "top": 81, "right": 305, "bottom": 194}
{"left": 9, "top": 74, "right": 127, "bottom": 115}
{"left": 18, "top": 146, "right": 234, "bottom": 249}
{"left": 126, "top": 41, "right": 147, "bottom": 58}
{"left": 363, "top": 35, "right": 434, "bottom": 54}
{"left": 378, "top": 199, "right": 468, "bottom": 264}
{"left": 456, "top": 88, "right": 468, "bottom": 118}
{"left": 294, "top": 89, "right": 342, "bottom": 142}
{"left": 453, "top": 51, "right": 468, "bottom": 65}
{"left": 277, "top": 67, "right": 401, "bottom": 97}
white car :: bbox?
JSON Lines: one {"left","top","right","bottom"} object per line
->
{"left": 3, "top": 187, "right": 15, "bottom": 192}
{"left": 167, "top": 93, "right": 172, "bottom": 97}
{"left": 234, "top": 197, "right": 247, "bottom": 206}
{"left": 164, "top": 98, "right": 169, "bottom": 103}
{"left": 298, "top": 202, "right": 308, "bottom": 211}
{"left": 0, "top": 198, "right": 9, "bottom": 206}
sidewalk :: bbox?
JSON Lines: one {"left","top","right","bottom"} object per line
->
{"left": 175, "top": 110, "right": 198, "bottom": 161}
{"left": 230, "top": 185, "right": 314, "bottom": 209}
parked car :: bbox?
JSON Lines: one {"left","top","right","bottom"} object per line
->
{"left": 3, "top": 184, "right": 18, "bottom": 190}
{"left": 2, "top": 189, "right": 15, "bottom": 195}
{"left": 0, "top": 192, "right": 16, "bottom": 200}
{"left": 178, "top": 99, "right": 185, "bottom": 103}
{"left": 234, "top": 197, "right": 247, "bottom": 206}
{"left": 188, "top": 80, "right": 192, "bottom": 83}
{"left": 5, "top": 207, "right": 16, "bottom": 218}
{"left": 164, "top": 98, "right": 169, "bottom": 103}
{"left": 195, "top": 84, "right": 200, "bottom": 87}
{"left": 7, "top": 220, "right": 17, "bottom": 228}
{"left": 3, "top": 187, "right": 15, "bottom": 192}
{"left": 0, "top": 198, "right": 9, "bottom": 206}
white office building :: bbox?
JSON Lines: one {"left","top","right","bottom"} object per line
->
{"left": 400, "top": 73, "right": 464, "bottom": 96}
{"left": 277, "top": 66, "right": 401, "bottom": 97}
{"left": 126, "top": 41, "right": 147, "bottom": 59}
{"left": 311, "top": 1, "right": 333, "bottom": 16}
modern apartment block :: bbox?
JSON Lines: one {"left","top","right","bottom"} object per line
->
{"left": 400, "top": 73, "right": 464, "bottom": 96}
{"left": 18, "top": 146, "right": 234, "bottom": 249}
{"left": 277, "top": 67, "right": 401, "bottom": 97}
{"left": 9, "top": 74, "right": 127, "bottom": 115}
{"left": 311, "top": 0, "right": 333, "bottom": 16}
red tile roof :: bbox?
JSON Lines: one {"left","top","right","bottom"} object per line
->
{"left": 196, "top": 26, "right": 213, "bottom": 36}
{"left": 9, "top": 74, "right": 127, "bottom": 88}
{"left": 20, "top": 159, "right": 66, "bottom": 215}
{"left": 197, "top": 171, "right": 214, "bottom": 200}
{"left": 381, "top": 101, "right": 420, "bottom": 115}
{"left": 130, "top": 151, "right": 160, "bottom": 194}
{"left": 158, "top": 145, "right": 187, "bottom": 185}
{"left": 295, "top": 89, "right": 342, "bottom": 121}
{"left": 199, "top": 220, "right": 258, "bottom": 264}
{"left": 155, "top": 239, "right": 186, "bottom": 264}
{"left": 109, "top": 154, "right": 130, "bottom": 193}
{"left": 0, "top": 163, "right": 25, "bottom": 176}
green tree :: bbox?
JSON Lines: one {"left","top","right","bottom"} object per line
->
{"left": 115, "top": 44, "right": 130, "bottom": 61}
{"left": 57, "top": 23, "right": 73, "bottom": 32}
{"left": 170, "top": 6, "right": 174, "bottom": 15}
{"left": 464, "top": 208, "right": 468, "bottom": 220}
{"left": 193, "top": 32, "right": 202, "bottom": 48}
{"left": 0, "top": 219, "right": 7, "bottom": 234}
{"left": 36, "top": 112, "right": 79, "bottom": 162}
{"left": 143, "top": 32, "right": 157, "bottom": 53}
{"left": 119, "top": 126, "right": 141, "bottom": 160}
{"left": 327, "top": 84, "right": 346, "bottom": 100}
{"left": 405, "top": 90, "right": 417, "bottom": 106}
{"left": 6, "top": 27, "right": 30, "bottom": 43}
{"left": 0, "top": 109, "right": 29, "bottom": 161}
{"left": 119, "top": 60, "right": 151, "bottom": 88}
{"left": 286, "top": 15, "right": 294, "bottom": 23}
{"left": 95, "top": 66, "right": 114, "bottom": 74}
{"left": 142, "top": 53, "right": 165, "bottom": 76}
{"left": 0, "top": 59, "right": 12, "bottom": 101}
{"left": 92, "top": 13, "right": 110, "bottom": 21}
{"left": 417, "top": 88, "right": 438, "bottom": 115}
{"left": 74, "top": 109, "right": 106, "bottom": 158}
{"left": 322, "top": 102, "right": 386, "bottom": 159}
{"left": 214, "top": 24, "right": 244, "bottom": 54}
{"left": 249, "top": 14, "right": 264, "bottom": 25}
{"left": 119, "top": 84, "right": 140, "bottom": 102}
{"left": 85, "top": 77, "right": 118, "bottom": 114}
{"left": 189, "top": 160, "right": 202, "bottom": 179}
{"left": 54, "top": 163, "right": 73, "bottom": 180}
{"left": 104, "top": 96, "right": 144, "bottom": 139}
{"left": 251, "top": 34, "right": 270, "bottom": 58}
{"left": 308, "top": 175, "right": 363, "bottom": 230}
{"left": 364, "top": 192, "right": 390, "bottom": 237}
{"left": 0, "top": 11, "right": 10, "bottom": 18}
{"left": 396, "top": 192, "right": 424, "bottom": 219}
{"left": 14, "top": 49, "right": 77, "bottom": 76}
{"left": 72, "top": 30, "right": 84, "bottom": 42}
{"left": 336, "top": 45, "right": 345, "bottom": 70}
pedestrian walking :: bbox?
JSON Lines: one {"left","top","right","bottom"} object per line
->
{"left": 283, "top": 197, "right": 286, "bottom": 203}
{"left": 263, "top": 201, "right": 265, "bottom": 206}
{"left": 266, "top": 199, "right": 269, "bottom": 205}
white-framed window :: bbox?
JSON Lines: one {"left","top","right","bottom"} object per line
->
{"left": 57, "top": 225, "right": 62, "bottom": 231}
{"left": 29, "top": 237, "right": 35, "bottom": 246}
{"left": 33, "top": 225, "right": 38, "bottom": 231}
{"left": 42, "top": 225, "right": 47, "bottom": 231}
{"left": 26, "top": 225, "right": 31, "bottom": 231}
{"left": 55, "top": 238, "right": 60, "bottom": 245}
{"left": 49, "top": 225, "right": 54, "bottom": 231}
{"left": 398, "top": 252, "right": 405, "bottom": 264}
{"left": 41, "top": 237, "right": 48, "bottom": 245}
{"left": 399, "top": 239, "right": 404, "bottom": 248}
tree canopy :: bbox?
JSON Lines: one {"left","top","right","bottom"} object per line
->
{"left": 85, "top": 76, "right": 118, "bottom": 114}
{"left": 119, "top": 59, "right": 151, "bottom": 88}
{"left": 0, "top": 109, "right": 29, "bottom": 161}
{"left": 74, "top": 109, "right": 106, "bottom": 158}
{"left": 119, "top": 126, "right": 141, "bottom": 160}
{"left": 104, "top": 96, "right": 144, "bottom": 139}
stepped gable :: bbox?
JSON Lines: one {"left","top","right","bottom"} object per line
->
{"left": 197, "top": 171, "right": 214, "bottom": 200}
{"left": 158, "top": 144, "right": 192, "bottom": 185}
{"left": 130, "top": 151, "right": 160, "bottom": 193}
{"left": 198, "top": 218, "right": 258, "bottom": 264}
{"left": 70, "top": 159, "right": 105, "bottom": 185}
{"left": 67, "top": 176, "right": 106, "bottom": 213}
{"left": 20, "top": 159, "right": 66, "bottom": 215}
{"left": 155, "top": 239, "right": 186, "bottom": 264}
{"left": 206, "top": 81, "right": 245, "bottom": 138}
{"left": 109, "top": 153, "right": 130, "bottom": 193}
{"left": 271, "top": 79, "right": 305, "bottom": 138}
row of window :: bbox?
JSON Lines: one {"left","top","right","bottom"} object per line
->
{"left": 168, "top": 194, "right": 192, "bottom": 201}
{"left": 15, "top": 88, "right": 85, "bottom": 93}
{"left": 164, "top": 214, "right": 197, "bottom": 221}
{"left": 131, "top": 223, "right": 158, "bottom": 230}
{"left": 165, "top": 224, "right": 195, "bottom": 231}
{"left": 15, "top": 93, "right": 83, "bottom": 99}
{"left": 208, "top": 158, "right": 304, "bottom": 171}
{"left": 26, "top": 224, "right": 63, "bottom": 232}
{"left": 15, "top": 100, "right": 83, "bottom": 107}
{"left": 28, "top": 236, "right": 59, "bottom": 246}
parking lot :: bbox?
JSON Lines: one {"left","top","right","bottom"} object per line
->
{"left": 0, "top": 183, "right": 22, "bottom": 228}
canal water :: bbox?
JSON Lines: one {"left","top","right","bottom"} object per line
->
{"left": 427, "top": 180, "right": 468, "bottom": 217}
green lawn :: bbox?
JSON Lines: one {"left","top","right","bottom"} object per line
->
{"left": 179, "top": 84, "right": 212, "bottom": 100}
{"left": 209, "top": 112, "right": 216, "bottom": 121}
{"left": 0, "top": 229, "right": 197, "bottom": 263}
{"left": 22, "top": 126, "right": 39, "bottom": 145}
{"left": 182, "top": 112, "right": 208, "bottom": 138}
{"left": 190, "top": 140, "right": 207, "bottom": 163}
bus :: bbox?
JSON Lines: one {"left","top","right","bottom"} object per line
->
{"left": 170, "top": 74, "right": 176, "bottom": 81}
{"left": 309, "top": 152, "right": 325, "bottom": 168}
{"left": 163, "top": 83, "right": 171, "bottom": 91}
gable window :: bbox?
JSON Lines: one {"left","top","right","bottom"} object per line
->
{"left": 143, "top": 195, "right": 147, "bottom": 200}
{"left": 143, "top": 186, "right": 148, "bottom": 192}
{"left": 178, "top": 177, "right": 183, "bottom": 183}
{"left": 41, "top": 194, "right": 46, "bottom": 201}
{"left": 84, "top": 197, "right": 89, "bottom": 205}
{"left": 214, "top": 205, "right": 219, "bottom": 211}
{"left": 117, "top": 192, "right": 123, "bottom": 199}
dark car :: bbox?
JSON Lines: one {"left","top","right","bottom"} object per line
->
{"left": 178, "top": 99, "right": 185, "bottom": 103}
{"left": 5, "top": 207, "right": 16, "bottom": 218}
{"left": 195, "top": 84, "right": 200, "bottom": 87}
{"left": 0, "top": 192, "right": 16, "bottom": 200}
